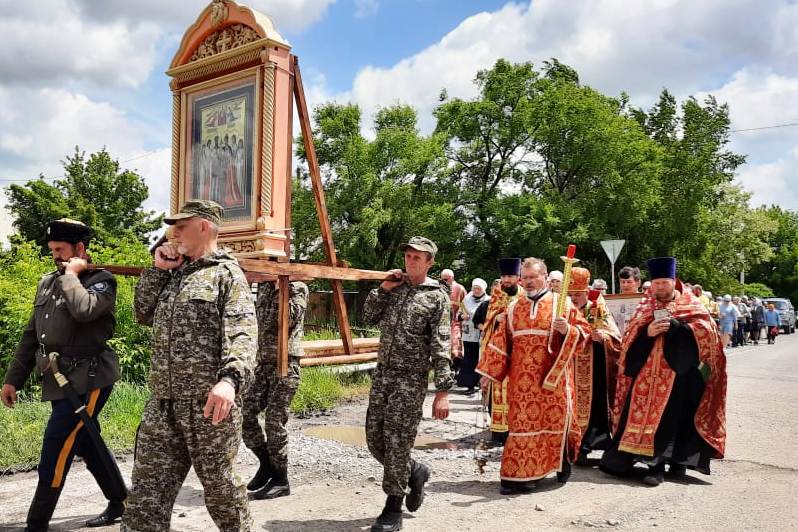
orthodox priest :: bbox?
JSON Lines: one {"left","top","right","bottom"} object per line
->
{"left": 567, "top": 267, "right": 622, "bottom": 465}
{"left": 477, "top": 257, "right": 589, "bottom": 493}
{"left": 478, "top": 258, "right": 524, "bottom": 443}
{"left": 600, "top": 257, "right": 727, "bottom": 486}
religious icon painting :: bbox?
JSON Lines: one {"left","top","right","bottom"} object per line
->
{"left": 183, "top": 70, "right": 259, "bottom": 226}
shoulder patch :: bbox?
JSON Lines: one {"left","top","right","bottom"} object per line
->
{"left": 88, "top": 281, "right": 110, "bottom": 294}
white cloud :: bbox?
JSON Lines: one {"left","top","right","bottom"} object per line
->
{"left": 0, "top": 0, "right": 161, "bottom": 87}
{"left": 124, "top": 148, "right": 174, "bottom": 216}
{"left": 340, "top": 0, "right": 798, "bottom": 207}
{"left": 0, "top": 86, "right": 164, "bottom": 244}
{"left": 695, "top": 67, "right": 798, "bottom": 209}
{"left": 346, "top": 0, "right": 798, "bottom": 128}
{"left": 736, "top": 156, "right": 798, "bottom": 209}
{"left": 354, "top": 0, "right": 378, "bottom": 18}
{"left": 77, "top": 0, "right": 337, "bottom": 34}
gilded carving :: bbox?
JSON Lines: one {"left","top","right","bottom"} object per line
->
{"left": 223, "top": 239, "right": 259, "bottom": 254}
{"left": 210, "top": 0, "right": 228, "bottom": 28}
{"left": 189, "top": 24, "right": 260, "bottom": 62}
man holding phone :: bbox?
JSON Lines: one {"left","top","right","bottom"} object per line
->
{"left": 122, "top": 200, "right": 257, "bottom": 532}
{"left": 362, "top": 236, "right": 453, "bottom": 532}
{"left": 600, "top": 257, "right": 727, "bottom": 487}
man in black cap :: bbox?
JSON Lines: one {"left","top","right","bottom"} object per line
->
{"left": 475, "top": 257, "right": 524, "bottom": 443}
{"left": 600, "top": 257, "right": 727, "bottom": 486}
{"left": 362, "top": 236, "right": 453, "bottom": 532}
{"left": 1, "top": 218, "right": 126, "bottom": 530}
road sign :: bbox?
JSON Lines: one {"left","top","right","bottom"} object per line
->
{"left": 600, "top": 239, "right": 626, "bottom": 294}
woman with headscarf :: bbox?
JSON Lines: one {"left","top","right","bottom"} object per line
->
{"left": 457, "top": 278, "right": 488, "bottom": 394}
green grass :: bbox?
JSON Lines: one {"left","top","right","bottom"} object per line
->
{"left": 290, "top": 367, "right": 371, "bottom": 416}
{"left": 1, "top": 370, "right": 371, "bottom": 471}
{"left": 0, "top": 381, "right": 148, "bottom": 473}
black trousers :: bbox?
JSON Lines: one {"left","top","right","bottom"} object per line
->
{"left": 38, "top": 384, "right": 124, "bottom": 498}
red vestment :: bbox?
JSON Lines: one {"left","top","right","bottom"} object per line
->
{"left": 478, "top": 286, "right": 524, "bottom": 433}
{"left": 575, "top": 295, "right": 622, "bottom": 435}
{"left": 477, "top": 291, "right": 589, "bottom": 481}
{"left": 611, "top": 284, "right": 727, "bottom": 458}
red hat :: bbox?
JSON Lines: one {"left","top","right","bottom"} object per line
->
{"left": 568, "top": 267, "right": 591, "bottom": 293}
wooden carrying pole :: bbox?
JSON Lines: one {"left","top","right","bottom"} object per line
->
{"left": 291, "top": 55, "right": 356, "bottom": 358}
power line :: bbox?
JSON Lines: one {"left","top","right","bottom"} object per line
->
{"left": 730, "top": 122, "right": 798, "bottom": 133}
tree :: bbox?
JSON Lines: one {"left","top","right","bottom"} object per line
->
{"left": 296, "top": 103, "right": 462, "bottom": 273}
{"left": 748, "top": 206, "right": 798, "bottom": 302}
{"left": 6, "top": 148, "right": 163, "bottom": 249}
{"left": 434, "top": 59, "right": 542, "bottom": 271}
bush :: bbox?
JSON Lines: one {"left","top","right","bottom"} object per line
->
{"left": 0, "top": 381, "right": 149, "bottom": 472}
{"left": 0, "top": 239, "right": 153, "bottom": 388}
{"left": 290, "top": 367, "right": 371, "bottom": 415}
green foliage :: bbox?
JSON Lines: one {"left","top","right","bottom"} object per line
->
{"left": 296, "top": 103, "right": 463, "bottom": 272}
{"left": 5, "top": 148, "right": 163, "bottom": 251}
{"left": 0, "top": 382, "right": 148, "bottom": 472}
{"left": 291, "top": 58, "right": 794, "bottom": 299}
{"left": 290, "top": 367, "right": 371, "bottom": 416}
{"left": 742, "top": 283, "right": 775, "bottom": 298}
{"left": 0, "top": 242, "right": 55, "bottom": 388}
{"left": 0, "top": 239, "right": 153, "bottom": 387}
{"left": 89, "top": 238, "right": 154, "bottom": 383}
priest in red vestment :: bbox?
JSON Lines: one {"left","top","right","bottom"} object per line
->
{"left": 568, "top": 267, "right": 622, "bottom": 465}
{"left": 477, "top": 257, "right": 589, "bottom": 494}
{"left": 600, "top": 257, "right": 727, "bottom": 486}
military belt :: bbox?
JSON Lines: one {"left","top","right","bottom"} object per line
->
{"left": 40, "top": 345, "right": 105, "bottom": 358}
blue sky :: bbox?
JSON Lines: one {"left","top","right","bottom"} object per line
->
{"left": 1, "top": 0, "right": 797, "bottom": 242}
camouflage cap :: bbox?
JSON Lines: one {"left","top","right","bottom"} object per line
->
{"left": 164, "top": 199, "right": 223, "bottom": 225}
{"left": 399, "top": 236, "right": 438, "bottom": 257}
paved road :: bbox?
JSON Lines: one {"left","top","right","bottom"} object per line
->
{"left": 1, "top": 335, "right": 797, "bottom": 531}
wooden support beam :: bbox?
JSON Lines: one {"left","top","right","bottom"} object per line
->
{"left": 238, "top": 259, "right": 391, "bottom": 282}
{"left": 91, "top": 261, "right": 382, "bottom": 282}
{"left": 293, "top": 55, "right": 354, "bottom": 355}
{"left": 277, "top": 275, "right": 290, "bottom": 377}
{"left": 299, "top": 352, "right": 378, "bottom": 367}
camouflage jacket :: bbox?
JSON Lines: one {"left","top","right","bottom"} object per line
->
{"left": 134, "top": 250, "right": 256, "bottom": 400}
{"left": 362, "top": 277, "right": 454, "bottom": 390}
{"left": 4, "top": 268, "right": 120, "bottom": 401}
{"left": 256, "top": 281, "right": 308, "bottom": 365}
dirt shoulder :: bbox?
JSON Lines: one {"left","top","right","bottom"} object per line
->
{"left": 2, "top": 338, "right": 798, "bottom": 531}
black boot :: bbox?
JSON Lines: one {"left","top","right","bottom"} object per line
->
{"left": 405, "top": 461, "right": 430, "bottom": 512}
{"left": 252, "top": 464, "right": 290, "bottom": 500}
{"left": 576, "top": 451, "right": 590, "bottom": 467}
{"left": 499, "top": 479, "right": 535, "bottom": 495}
{"left": 371, "top": 495, "right": 403, "bottom": 532}
{"left": 643, "top": 464, "right": 665, "bottom": 486}
{"left": 25, "top": 482, "right": 62, "bottom": 532}
{"left": 557, "top": 459, "right": 572, "bottom": 484}
{"left": 86, "top": 500, "right": 125, "bottom": 527}
{"left": 247, "top": 447, "right": 274, "bottom": 491}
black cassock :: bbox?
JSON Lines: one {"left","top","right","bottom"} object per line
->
{"left": 600, "top": 319, "right": 715, "bottom": 475}
{"left": 580, "top": 340, "right": 612, "bottom": 454}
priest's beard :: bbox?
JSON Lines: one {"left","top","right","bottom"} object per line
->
{"left": 503, "top": 285, "right": 519, "bottom": 297}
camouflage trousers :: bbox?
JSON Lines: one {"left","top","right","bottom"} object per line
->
{"left": 241, "top": 358, "right": 300, "bottom": 469}
{"left": 120, "top": 398, "right": 251, "bottom": 532}
{"left": 366, "top": 365, "right": 428, "bottom": 496}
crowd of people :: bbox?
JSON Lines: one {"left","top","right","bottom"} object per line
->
{"left": 1, "top": 210, "right": 733, "bottom": 532}
{"left": 437, "top": 251, "right": 727, "bottom": 499}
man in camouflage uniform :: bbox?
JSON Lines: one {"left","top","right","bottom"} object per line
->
{"left": 362, "top": 236, "right": 453, "bottom": 532}
{"left": 1, "top": 219, "right": 127, "bottom": 531}
{"left": 243, "top": 280, "right": 308, "bottom": 500}
{"left": 121, "top": 200, "right": 256, "bottom": 532}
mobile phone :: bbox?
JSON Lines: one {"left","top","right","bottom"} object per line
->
{"left": 653, "top": 309, "right": 671, "bottom": 321}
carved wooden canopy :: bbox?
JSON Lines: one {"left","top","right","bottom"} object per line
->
{"left": 168, "top": 0, "right": 290, "bottom": 76}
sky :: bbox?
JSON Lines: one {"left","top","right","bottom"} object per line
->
{"left": 1, "top": 0, "right": 797, "bottom": 243}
